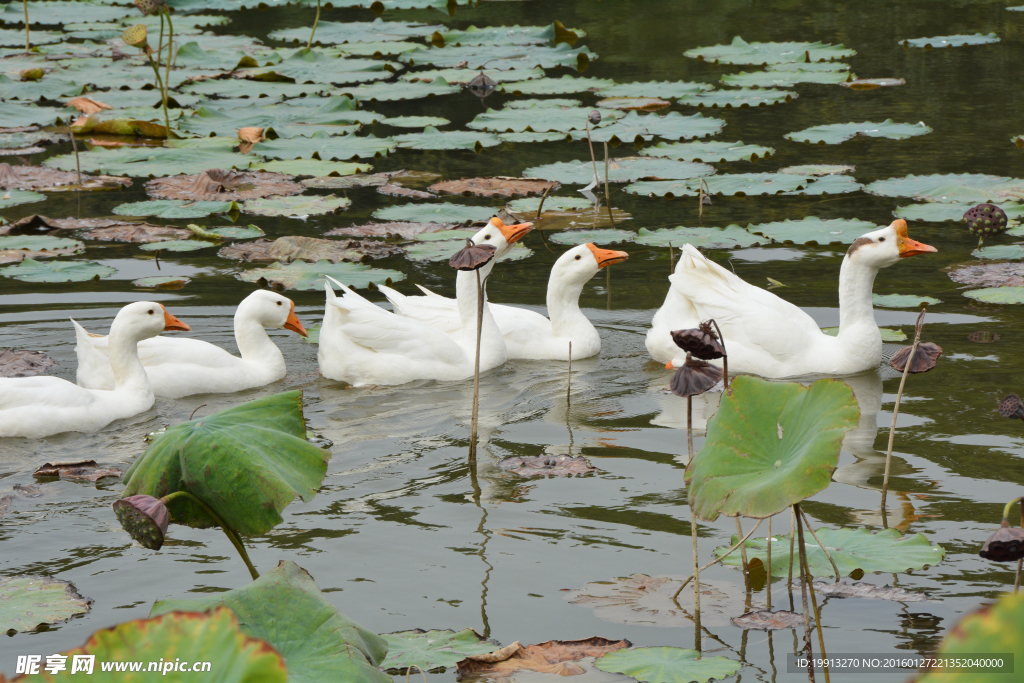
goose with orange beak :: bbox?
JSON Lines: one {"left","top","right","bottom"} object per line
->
{"left": 73, "top": 290, "right": 307, "bottom": 398}
{"left": 648, "top": 220, "right": 938, "bottom": 378}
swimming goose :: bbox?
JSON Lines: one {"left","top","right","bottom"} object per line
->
{"left": 0, "top": 302, "right": 189, "bottom": 439}
{"left": 647, "top": 220, "right": 936, "bottom": 378}
{"left": 73, "top": 290, "right": 307, "bottom": 398}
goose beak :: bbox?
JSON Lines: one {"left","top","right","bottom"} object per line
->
{"left": 160, "top": 305, "right": 190, "bottom": 331}
{"left": 586, "top": 243, "right": 629, "bottom": 268}
{"left": 283, "top": 301, "right": 308, "bottom": 337}
{"left": 893, "top": 219, "right": 937, "bottom": 258}
{"left": 494, "top": 218, "right": 533, "bottom": 245}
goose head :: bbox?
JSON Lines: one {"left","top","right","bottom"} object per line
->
{"left": 470, "top": 217, "right": 534, "bottom": 258}
{"left": 552, "top": 243, "right": 629, "bottom": 287}
{"left": 845, "top": 219, "right": 936, "bottom": 269}
{"left": 240, "top": 290, "right": 307, "bottom": 337}
{"left": 111, "top": 301, "right": 190, "bottom": 341}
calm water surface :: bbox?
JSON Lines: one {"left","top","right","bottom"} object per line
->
{"left": 2, "top": 0, "right": 1024, "bottom": 680}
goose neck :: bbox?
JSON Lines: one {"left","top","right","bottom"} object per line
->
{"left": 233, "top": 306, "right": 286, "bottom": 366}
{"left": 107, "top": 325, "right": 152, "bottom": 395}
{"left": 546, "top": 274, "right": 590, "bottom": 337}
{"left": 837, "top": 256, "right": 879, "bottom": 333}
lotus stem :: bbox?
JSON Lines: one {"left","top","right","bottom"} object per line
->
{"left": 468, "top": 269, "right": 484, "bottom": 462}
{"left": 798, "top": 505, "right": 830, "bottom": 683}
{"left": 404, "top": 664, "right": 427, "bottom": 683}
{"left": 795, "top": 505, "right": 815, "bottom": 683}
{"left": 735, "top": 517, "right": 750, "bottom": 577}
{"left": 798, "top": 507, "right": 841, "bottom": 583}
{"left": 163, "top": 491, "right": 258, "bottom": 580}
{"left": 66, "top": 121, "right": 81, "bottom": 186}
{"left": 1001, "top": 496, "right": 1023, "bottom": 522}
{"left": 157, "top": 12, "right": 165, "bottom": 81}
{"left": 603, "top": 141, "right": 615, "bottom": 229}
{"left": 163, "top": 10, "right": 174, "bottom": 123}
{"left": 691, "top": 508, "right": 700, "bottom": 650}
{"left": 766, "top": 516, "right": 772, "bottom": 611}
{"left": 882, "top": 317, "right": 924, "bottom": 515}
{"left": 789, "top": 507, "right": 796, "bottom": 608}
{"left": 709, "top": 318, "right": 729, "bottom": 393}
{"left": 23, "top": 0, "right": 29, "bottom": 52}
{"left": 306, "top": 0, "right": 321, "bottom": 48}
{"left": 672, "top": 517, "right": 763, "bottom": 598}
{"left": 669, "top": 242, "right": 674, "bottom": 273}
{"left": 145, "top": 52, "right": 171, "bottom": 136}
{"left": 585, "top": 122, "right": 600, "bottom": 189}
{"left": 535, "top": 184, "right": 551, "bottom": 221}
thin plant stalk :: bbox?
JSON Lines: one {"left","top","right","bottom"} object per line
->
{"left": 535, "top": 184, "right": 551, "bottom": 221}
{"left": 468, "top": 268, "right": 485, "bottom": 462}
{"left": 673, "top": 517, "right": 764, "bottom": 598}
{"left": 161, "top": 10, "right": 174, "bottom": 138}
{"left": 788, "top": 508, "right": 796, "bottom": 609}
{"left": 709, "top": 318, "right": 729, "bottom": 393}
{"left": 669, "top": 243, "right": 674, "bottom": 273}
{"left": 143, "top": 50, "right": 170, "bottom": 134}
{"left": 23, "top": 0, "right": 29, "bottom": 52}
{"left": 736, "top": 516, "right": 750, "bottom": 582}
{"left": 585, "top": 122, "right": 600, "bottom": 189}
{"left": 881, "top": 314, "right": 924, "bottom": 513}
{"left": 603, "top": 141, "right": 615, "bottom": 229}
{"left": 766, "top": 516, "right": 772, "bottom": 611}
{"left": 798, "top": 505, "right": 830, "bottom": 683}
{"left": 687, "top": 395, "right": 699, "bottom": 637}
{"left": 66, "top": 121, "right": 81, "bottom": 186}
{"left": 795, "top": 505, "right": 815, "bottom": 683}
{"left": 306, "top": 0, "right": 321, "bottom": 48}
{"left": 404, "top": 664, "right": 428, "bottom": 683}
{"left": 798, "top": 507, "right": 841, "bottom": 583}
{"left": 163, "top": 491, "right": 258, "bottom": 580}
{"left": 157, "top": 13, "right": 165, "bottom": 84}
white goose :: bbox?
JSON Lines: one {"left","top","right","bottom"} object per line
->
{"left": 647, "top": 220, "right": 937, "bottom": 378}
{"left": 0, "top": 302, "right": 190, "bottom": 439}
{"left": 72, "top": 290, "right": 307, "bottom": 399}
{"left": 384, "top": 242, "right": 628, "bottom": 360}
{"left": 317, "top": 221, "right": 532, "bottom": 386}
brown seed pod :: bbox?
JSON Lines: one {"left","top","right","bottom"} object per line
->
{"left": 671, "top": 320, "right": 725, "bottom": 360}
{"left": 998, "top": 394, "right": 1024, "bottom": 420}
{"left": 466, "top": 71, "right": 496, "bottom": 97}
{"left": 979, "top": 519, "right": 1024, "bottom": 562}
{"left": 670, "top": 353, "right": 723, "bottom": 398}
{"left": 963, "top": 203, "right": 1008, "bottom": 238}
{"left": 448, "top": 239, "right": 496, "bottom": 271}
{"left": 890, "top": 342, "right": 942, "bottom": 373}
{"left": 133, "top": 0, "right": 166, "bottom": 15}
{"left": 113, "top": 495, "right": 169, "bottom": 550}
{"left": 588, "top": 109, "right": 602, "bottom": 125}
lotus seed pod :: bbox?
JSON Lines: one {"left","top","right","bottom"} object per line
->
{"left": 122, "top": 24, "right": 149, "bottom": 49}
{"left": 671, "top": 320, "right": 725, "bottom": 360}
{"left": 588, "top": 109, "right": 602, "bottom": 125}
{"left": 979, "top": 519, "right": 1024, "bottom": 562}
{"left": 999, "top": 394, "right": 1024, "bottom": 420}
{"left": 448, "top": 238, "right": 496, "bottom": 271}
{"left": 963, "top": 203, "right": 1008, "bottom": 238}
{"left": 133, "top": 0, "right": 166, "bottom": 15}
{"left": 113, "top": 495, "right": 169, "bottom": 550}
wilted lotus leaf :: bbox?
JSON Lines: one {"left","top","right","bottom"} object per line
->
{"left": 890, "top": 342, "right": 942, "bottom": 373}
{"left": 685, "top": 37, "right": 855, "bottom": 64}
{"left": 134, "top": 276, "right": 190, "bottom": 289}
{"left": 998, "top": 394, "right": 1024, "bottom": 419}
{"left": 872, "top": 293, "right": 942, "bottom": 308}
{"left": 83, "top": 224, "right": 192, "bottom": 243}
{"left": 381, "top": 629, "right": 498, "bottom": 673}
{"left": 114, "top": 199, "right": 239, "bottom": 219}
{"left": 301, "top": 170, "right": 404, "bottom": 189}
{"left": 0, "top": 235, "right": 84, "bottom": 264}
{"left": 642, "top": 140, "right": 772, "bottom": 163}
{"left": 806, "top": 580, "right": 931, "bottom": 602}
{"left": 525, "top": 157, "right": 713, "bottom": 186}
{"left": 325, "top": 221, "right": 454, "bottom": 239}
{"left": 748, "top": 216, "right": 882, "bottom": 245}
{"left": 134, "top": 0, "right": 167, "bottom": 16}
{"left": 393, "top": 126, "right": 501, "bottom": 151}
{"left": 786, "top": 119, "right": 932, "bottom": 145}
{"left": 219, "top": 236, "right": 400, "bottom": 263}
{"left": 238, "top": 194, "right": 350, "bottom": 218}
{"left": 373, "top": 202, "right": 495, "bottom": 225}
{"left": 66, "top": 96, "right": 112, "bottom": 114}
{"left": 841, "top": 77, "right": 906, "bottom": 89}
{"left": 634, "top": 226, "right": 763, "bottom": 249}
{"left": 865, "top": 173, "right": 1024, "bottom": 203}
{"left": 595, "top": 646, "right": 741, "bottom": 683}
{"left": 146, "top": 169, "right": 304, "bottom": 201}
{"left": 0, "top": 257, "right": 116, "bottom": 283}
{"left": 429, "top": 176, "right": 557, "bottom": 198}
{"left": 549, "top": 228, "right": 636, "bottom": 245}
{"left": 0, "top": 163, "right": 94, "bottom": 191}
{"left": 565, "top": 575, "right": 747, "bottom": 628}
{"left": 468, "top": 103, "right": 617, "bottom": 134}
{"left": 457, "top": 638, "right": 630, "bottom": 678}
{"left": 732, "top": 610, "right": 806, "bottom": 630}
{"left": 0, "top": 576, "right": 92, "bottom": 635}
{"left": 402, "top": 42, "right": 595, "bottom": 71}
{"left": 70, "top": 115, "right": 171, "bottom": 139}
{"left": 979, "top": 520, "right": 1024, "bottom": 561}
{"left": 0, "top": 215, "right": 126, "bottom": 235}
{"left": 670, "top": 354, "right": 723, "bottom": 398}
{"left": 377, "top": 184, "right": 434, "bottom": 199}
{"left": 948, "top": 262, "right": 1024, "bottom": 287}
{"left": 497, "top": 454, "right": 598, "bottom": 477}
{"left": 449, "top": 240, "right": 496, "bottom": 271}
{"left": 902, "top": 33, "right": 999, "bottom": 49}
{"left": 505, "top": 196, "right": 630, "bottom": 231}
{"left": 0, "top": 348, "right": 57, "bottom": 378}
{"left": 238, "top": 260, "right": 404, "bottom": 291}
{"left": 237, "top": 126, "right": 266, "bottom": 154}
{"left": 678, "top": 87, "right": 796, "bottom": 109}
{"left": 597, "top": 96, "right": 671, "bottom": 111}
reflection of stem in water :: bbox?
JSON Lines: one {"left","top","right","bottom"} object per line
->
{"left": 66, "top": 122, "right": 81, "bottom": 186}
{"left": 535, "top": 184, "right": 551, "bottom": 221}
{"left": 404, "top": 664, "right": 427, "bottom": 683}
{"left": 605, "top": 263, "right": 610, "bottom": 310}
{"left": 794, "top": 505, "right": 815, "bottom": 682}
{"left": 798, "top": 507, "right": 840, "bottom": 583}
{"left": 163, "top": 491, "right": 259, "bottom": 580}
{"left": 766, "top": 516, "right": 772, "bottom": 612}
{"left": 673, "top": 517, "right": 763, "bottom": 597}
{"left": 686, "top": 395, "right": 700, "bottom": 645}
{"left": 468, "top": 460, "right": 492, "bottom": 638}
{"left": 468, "top": 271, "right": 487, "bottom": 462}
{"left": 1018, "top": 500, "right": 1023, "bottom": 594}
{"left": 585, "top": 122, "right": 600, "bottom": 188}
{"left": 566, "top": 341, "right": 572, "bottom": 407}
{"left": 768, "top": 631, "right": 778, "bottom": 683}
{"left": 882, "top": 311, "right": 925, "bottom": 516}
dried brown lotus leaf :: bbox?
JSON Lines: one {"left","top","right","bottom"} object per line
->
{"left": 449, "top": 240, "right": 496, "bottom": 270}
{"left": 323, "top": 221, "right": 454, "bottom": 239}
{"left": 146, "top": 169, "right": 304, "bottom": 202}
{"left": 0, "top": 349, "right": 57, "bottom": 378}
{"left": 377, "top": 184, "right": 435, "bottom": 199}
{"left": 83, "top": 224, "right": 191, "bottom": 243}
{"left": 889, "top": 341, "right": 942, "bottom": 373}
{"left": 430, "top": 176, "right": 558, "bottom": 198}
{"left": 218, "top": 236, "right": 401, "bottom": 263}
{"left": 238, "top": 127, "right": 266, "bottom": 144}
{"left": 456, "top": 638, "right": 630, "bottom": 678}
{"left": 733, "top": 610, "right": 806, "bottom": 630}
{"left": 66, "top": 97, "right": 113, "bottom": 115}
{"left": 948, "top": 261, "right": 1024, "bottom": 288}
{"left": 497, "top": 454, "right": 599, "bottom": 477}
{"left": 0, "top": 163, "right": 117, "bottom": 191}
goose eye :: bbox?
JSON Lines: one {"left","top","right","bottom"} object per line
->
{"left": 483, "top": 233, "right": 491, "bottom": 240}
{"left": 147, "top": 309, "right": 154, "bottom": 314}
{"left": 277, "top": 301, "right": 282, "bottom": 306}
{"left": 878, "top": 237, "right": 885, "bottom": 242}
{"left": 575, "top": 254, "right": 581, "bottom": 260}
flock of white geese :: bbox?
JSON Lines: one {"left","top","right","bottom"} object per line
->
{"left": 0, "top": 217, "right": 935, "bottom": 440}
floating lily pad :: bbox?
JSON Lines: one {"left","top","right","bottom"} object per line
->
{"left": 113, "top": 199, "right": 240, "bottom": 219}
{"left": 139, "top": 239, "right": 217, "bottom": 252}
{"left": 251, "top": 159, "right": 372, "bottom": 176}
{"left": 404, "top": 236, "right": 475, "bottom": 262}
{"left": 594, "top": 647, "right": 741, "bottom": 683}
{"left": 0, "top": 27, "right": 62, "bottom": 46}
{"left": 635, "top": 225, "right": 765, "bottom": 249}
{"left": 872, "top": 293, "right": 942, "bottom": 308}
{"left": 0, "top": 73, "right": 82, "bottom": 101}
{"left": 204, "top": 225, "right": 265, "bottom": 240}
{"left": 506, "top": 196, "right": 592, "bottom": 213}
{"left": 626, "top": 172, "right": 808, "bottom": 197}
{"left": 972, "top": 243, "right": 1024, "bottom": 260}
{"left": 748, "top": 216, "right": 880, "bottom": 245}
{"left": 238, "top": 259, "right": 404, "bottom": 291}
{"left": 597, "top": 96, "right": 671, "bottom": 111}
{"left": 949, "top": 261, "right": 1024, "bottom": 287}
{"left": 807, "top": 580, "right": 930, "bottom": 602}
{"left": 902, "top": 33, "right": 999, "bottom": 48}
{"left": 0, "top": 189, "right": 45, "bottom": 208}
{"left": 340, "top": 77, "right": 460, "bottom": 101}
{"left": 434, "top": 22, "right": 584, "bottom": 47}
{"left": 525, "top": 156, "right": 714, "bottom": 185}
{"left": 821, "top": 326, "right": 906, "bottom": 341}
{"left": 242, "top": 195, "right": 351, "bottom": 218}
{"left": 380, "top": 115, "right": 450, "bottom": 128}
{"left": 963, "top": 286, "right": 1024, "bottom": 304}
{"left": 430, "top": 176, "right": 556, "bottom": 198}
{"left": 402, "top": 43, "right": 595, "bottom": 71}
{"left": 787, "top": 174, "right": 863, "bottom": 195}
{"left": 569, "top": 110, "right": 725, "bottom": 144}
{"left": 373, "top": 202, "right": 494, "bottom": 225}
{"left": 685, "top": 36, "right": 856, "bottom": 65}
{"left": 133, "top": 276, "right": 191, "bottom": 289}
{"left": 721, "top": 66, "right": 851, "bottom": 87}
{"left": 641, "top": 140, "right": 772, "bottom": 163}
{"left": 866, "top": 174, "right": 1024, "bottom": 203}
{"left": 0, "top": 257, "right": 115, "bottom": 282}
{"left": 549, "top": 228, "right": 637, "bottom": 245}
{"left": 400, "top": 66, "right": 544, "bottom": 85}
{"left": 240, "top": 49, "right": 396, "bottom": 85}
{"left": 146, "top": 169, "right": 303, "bottom": 202}
{"left": 382, "top": 629, "right": 497, "bottom": 673}
{"left": 0, "top": 234, "right": 83, "bottom": 264}
{"left": 718, "top": 527, "right": 945, "bottom": 577}
{"left": 393, "top": 126, "right": 500, "bottom": 151}
{"left": 779, "top": 164, "right": 854, "bottom": 176}
{"left": 3, "top": 1, "right": 135, "bottom": 24}
{"left": 325, "top": 221, "right": 454, "bottom": 238}
{"left": 44, "top": 137, "right": 248, "bottom": 177}
{"left": 732, "top": 611, "right": 806, "bottom": 630}
{"left": 896, "top": 202, "right": 1024, "bottom": 222}
{"left": 83, "top": 224, "right": 192, "bottom": 243}
{"left": 0, "top": 348, "right": 57, "bottom": 378}
{"left": 256, "top": 131, "right": 396, "bottom": 161}
{"left": 269, "top": 18, "right": 439, "bottom": 44}
{"left": 468, "top": 103, "right": 617, "bottom": 133}
{"left": 678, "top": 87, "right": 796, "bottom": 109}
{"left": 219, "top": 236, "right": 399, "bottom": 263}
{"left": 0, "top": 576, "right": 91, "bottom": 634}
{"left": 0, "top": 163, "right": 99, "bottom": 191}
{"left": 597, "top": 81, "right": 712, "bottom": 98}
{"left": 0, "top": 101, "right": 64, "bottom": 129}
{"left": 505, "top": 97, "right": 582, "bottom": 109}
{"left": 179, "top": 98, "right": 370, "bottom": 139}
{"left": 840, "top": 78, "right": 906, "bottom": 89}
{"left": 499, "top": 75, "right": 615, "bottom": 95}
{"left": 786, "top": 119, "right": 931, "bottom": 144}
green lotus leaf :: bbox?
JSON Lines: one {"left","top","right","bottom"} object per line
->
{"left": 635, "top": 225, "right": 765, "bottom": 249}
{"left": 773, "top": 61, "right": 852, "bottom": 72}
{"left": 269, "top": 18, "right": 439, "bottom": 44}
{"left": 393, "top": 125, "right": 500, "bottom": 151}
{"left": 506, "top": 196, "right": 592, "bottom": 213}
{"left": 721, "top": 66, "right": 851, "bottom": 87}
{"left": 0, "top": 74, "right": 83, "bottom": 101}
{"left": 779, "top": 164, "right": 854, "bottom": 176}
{"left": 499, "top": 74, "right": 615, "bottom": 95}
{"left": 381, "top": 629, "right": 496, "bottom": 672}
{"left": 0, "top": 234, "right": 83, "bottom": 257}
{"left": 341, "top": 0, "right": 462, "bottom": 9}
{"left": 3, "top": 1, "right": 135, "bottom": 24}
{"left": 872, "top": 293, "right": 942, "bottom": 308}
{"left": 717, "top": 527, "right": 945, "bottom": 577}
{"left": 399, "top": 66, "right": 544, "bottom": 85}
{"left": 242, "top": 194, "right": 351, "bottom": 217}
{"left": 123, "top": 391, "right": 329, "bottom": 535}
{"left": 895, "top": 202, "right": 1024, "bottom": 222}
{"left": 183, "top": 79, "right": 333, "bottom": 100}
{"left": 381, "top": 115, "right": 450, "bottom": 127}
{"left": 44, "top": 137, "right": 249, "bottom": 177}
{"left": 0, "top": 189, "right": 46, "bottom": 208}
{"left": 820, "top": 326, "right": 906, "bottom": 341}
{"left": 687, "top": 376, "right": 859, "bottom": 520}
{"left": 169, "top": 0, "right": 318, "bottom": 11}
{"left": 139, "top": 239, "right": 218, "bottom": 252}
{"left": 468, "top": 103, "right": 617, "bottom": 133}
{"left": 152, "top": 561, "right": 388, "bottom": 683}
{"left": 403, "top": 42, "right": 596, "bottom": 70}
{"left": 786, "top": 119, "right": 932, "bottom": 145}
{"left": 240, "top": 49, "right": 396, "bottom": 85}
{"left": 406, "top": 238, "right": 530, "bottom": 262}
{"left": 972, "top": 244, "right": 1024, "bottom": 260}
{"left": 237, "top": 259, "right": 405, "bottom": 291}
{"left": 641, "top": 140, "right": 772, "bottom": 163}
{"left": 0, "top": 27, "right": 62, "bottom": 45}
{"left": 865, "top": 174, "right": 1024, "bottom": 203}
{"left": 205, "top": 225, "right": 264, "bottom": 239}
{"left": 0, "top": 257, "right": 116, "bottom": 282}
{"left": 963, "top": 286, "right": 1024, "bottom": 304}
{"left": 250, "top": 159, "right": 372, "bottom": 176}
{"left": 178, "top": 98, "right": 372, "bottom": 138}
{"left": 524, "top": 156, "right": 714, "bottom": 185}
{"left": 594, "top": 647, "right": 742, "bottom": 683}
{"left": 685, "top": 36, "right": 856, "bottom": 65}
{"left": 0, "top": 576, "right": 91, "bottom": 635}
{"left": 902, "top": 33, "right": 999, "bottom": 48}
{"left": 373, "top": 202, "right": 494, "bottom": 224}
{"left": 252, "top": 130, "right": 394, "bottom": 161}
{"left": 113, "top": 200, "right": 239, "bottom": 219}
{"left": 678, "top": 87, "right": 796, "bottom": 108}
{"left": 71, "top": 87, "right": 199, "bottom": 110}
{"left": 325, "top": 40, "right": 423, "bottom": 57}
{"left": 0, "top": 101, "right": 65, "bottom": 128}
{"left": 784, "top": 174, "right": 862, "bottom": 195}
{"left": 434, "top": 22, "right": 584, "bottom": 47}
{"left": 748, "top": 216, "right": 881, "bottom": 245}
{"left": 0, "top": 130, "right": 62, "bottom": 150}
{"left": 917, "top": 591, "right": 1022, "bottom": 681}
{"left": 506, "top": 97, "right": 582, "bottom": 109}
{"left": 568, "top": 110, "right": 725, "bottom": 143}
{"left": 499, "top": 131, "right": 568, "bottom": 143}
{"left": 549, "top": 228, "right": 636, "bottom": 246}
{"left": 339, "top": 77, "right": 460, "bottom": 101}
{"left": 597, "top": 80, "right": 713, "bottom": 98}
{"left": 626, "top": 173, "right": 809, "bottom": 198}
{"left": 173, "top": 42, "right": 266, "bottom": 71}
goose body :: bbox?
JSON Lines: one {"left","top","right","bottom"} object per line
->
{"left": 0, "top": 302, "right": 190, "bottom": 439}
{"left": 73, "top": 290, "right": 307, "bottom": 398}
{"left": 647, "top": 220, "right": 936, "bottom": 378}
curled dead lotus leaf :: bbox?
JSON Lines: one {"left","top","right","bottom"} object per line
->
{"left": 979, "top": 519, "right": 1024, "bottom": 562}
{"left": 238, "top": 127, "right": 266, "bottom": 145}
{"left": 999, "top": 394, "right": 1024, "bottom": 420}
{"left": 122, "top": 24, "right": 149, "bottom": 49}
{"left": 19, "top": 68, "right": 44, "bottom": 81}
{"left": 670, "top": 352, "right": 722, "bottom": 398}
{"left": 889, "top": 342, "right": 942, "bottom": 374}
{"left": 449, "top": 239, "right": 496, "bottom": 271}
{"left": 134, "top": 0, "right": 167, "bottom": 15}
{"left": 113, "top": 495, "right": 169, "bottom": 550}
{"left": 671, "top": 320, "right": 726, "bottom": 360}
{"left": 66, "top": 97, "right": 113, "bottom": 115}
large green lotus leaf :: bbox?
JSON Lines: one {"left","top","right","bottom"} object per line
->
{"left": 338, "top": 77, "right": 459, "bottom": 101}
{"left": 434, "top": 23, "right": 585, "bottom": 47}
{"left": 779, "top": 164, "right": 854, "bottom": 176}
{"left": 71, "top": 87, "right": 200, "bottom": 110}
{"left": 917, "top": 591, "right": 1022, "bottom": 682}
{"left": 402, "top": 42, "right": 595, "bottom": 70}
{"left": 677, "top": 87, "right": 796, "bottom": 108}
{"left": 500, "top": 74, "right": 615, "bottom": 95}
{"left": 381, "top": 115, "right": 449, "bottom": 128}
{"left": 152, "top": 561, "right": 389, "bottom": 683}
{"left": 3, "top": 1, "right": 134, "bottom": 24}
{"left": 641, "top": 140, "right": 772, "bottom": 162}
{"left": 0, "top": 234, "right": 83, "bottom": 256}
{"left": 269, "top": 18, "right": 438, "bottom": 44}
{"left": 626, "top": 173, "right": 809, "bottom": 198}
{"left": 594, "top": 647, "right": 741, "bottom": 683}
{"left": 182, "top": 79, "right": 332, "bottom": 100}
{"left": 251, "top": 159, "right": 371, "bottom": 176}
{"left": 173, "top": 42, "right": 266, "bottom": 71}
{"left": 784, "top": 174, "right": 862, "bottom": 195}
{"left": 255, "top": 130, "right": 395, "bottom": 161}
{"left": 0, "top": 576, "right": 91, "bottom": 634}
{"left": 373, "top": 202, "right": 495, "bottom": 224}
{"left": 786, "top": 119, "right": 932, "bottom": 144}
{"left": 872, "top": 293, "right": 941, "bottom": 308}
{"left": 123, "top": 391, "right": 329, "bottom": 535}
{"left": 239, "top": 49, "right": 395, "bottom": 85}
{"left": 963, "top": 286, "right": 1024, "bottom": 304}
{"left": 0, "top": 257, "right": 116, "bottom": 282}
{"left": 393, "top": 125, "right": 500, "bottom": 151}
{"left": 821, "top": 326, "right": 906, "bottom": 341}
{"left": 168, "top": 0, "right": 317, "bottom": 11}
{"left": 568, "top": 110, "right": 725, "bottom": 144}
{"left": 549, "top": 228, "right": 636, "bottom": 246}
{"left": 687, "top": 375, "right": 859, "bottom": 520}
{"left": 468, "top": 103, "right": 617, "bottom": 133}
{"left": 138, "top": 239, "right": 217, "bottom": 252}
{"left": 524, "top": 156, "right": 714, "bottom": 185}
{"left": 0, "top": 74, "right": 83, "bottom": 100}
{"left": 0, "top": 130, "right": 60, "bottom": 151}
{"left": 406, "top": 238, "right": 532, "bottom": 262}
{"left": 902, "top": 33, "right": 999, "bottom": 48}
{"left": 499, "top": 131, "right": 567, "bottom": 143}
{"left": 0, "top": 189, "right": 46, "bottom": 208}
{"left": 400, "top": 66, "right": 544, "bottom": 85}
{"left": 635, "top": 225, "right": 765, "bottom": 249}
{"left": 238, "top": 259, "right": 405, "bottom": 291}
{"left": 0, "top": 100, "right": 64, "bottom": 128}
{"left": 597, "top": 80, "right": 712, "bottom": 98}
{"left": 44, "top": 137, "right": 250, "bottom": 177}
{"left": 748, "top": 216, "right": 880, "bottom": 245}
{"left": 685, "top": 36, "right": 856, "bottom": 65}
{"left": 242, "top": 194, "right": 352, "bottom": 217}
{"left": 896, "top": 202, "right": 1024, "bottom": 222}
{"left": 178, "top": 98, "right": 371, "bottom": 138}
{"left": 381, "top": 629, "right": 496, "bottom": 672}
{"left": 506, "top": 196, "right": 592, "bottom": 213}
{"left": 866, "top": 173, "right": 1024, "bottom": 203}
{"left": 0, "top": 27, "right": 62, "bottom": 45}
{"left": 721, "top": 67, "right": 851, "bottom": 87}
{"left": 717, "top": 527, "right": 945, "bottom": 577}
{"left": 113, "top": 200, "right": 238, "bottom": 219}
{"left": 505, "top": 97, "right": 581, "bottom": 109}
{"left": 206, "top": 225, "right": 264, "bottom": 239}
{"left": 319, "top": 40, "right": 423, "bottom": 57}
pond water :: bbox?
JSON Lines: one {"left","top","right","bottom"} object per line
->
{"left": 2, "top": 0, "right": 1024, "bottom": 680}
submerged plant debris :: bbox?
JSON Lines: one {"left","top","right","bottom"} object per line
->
{"left": 497, "top": 454, "right": 599, "bottom": 477}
